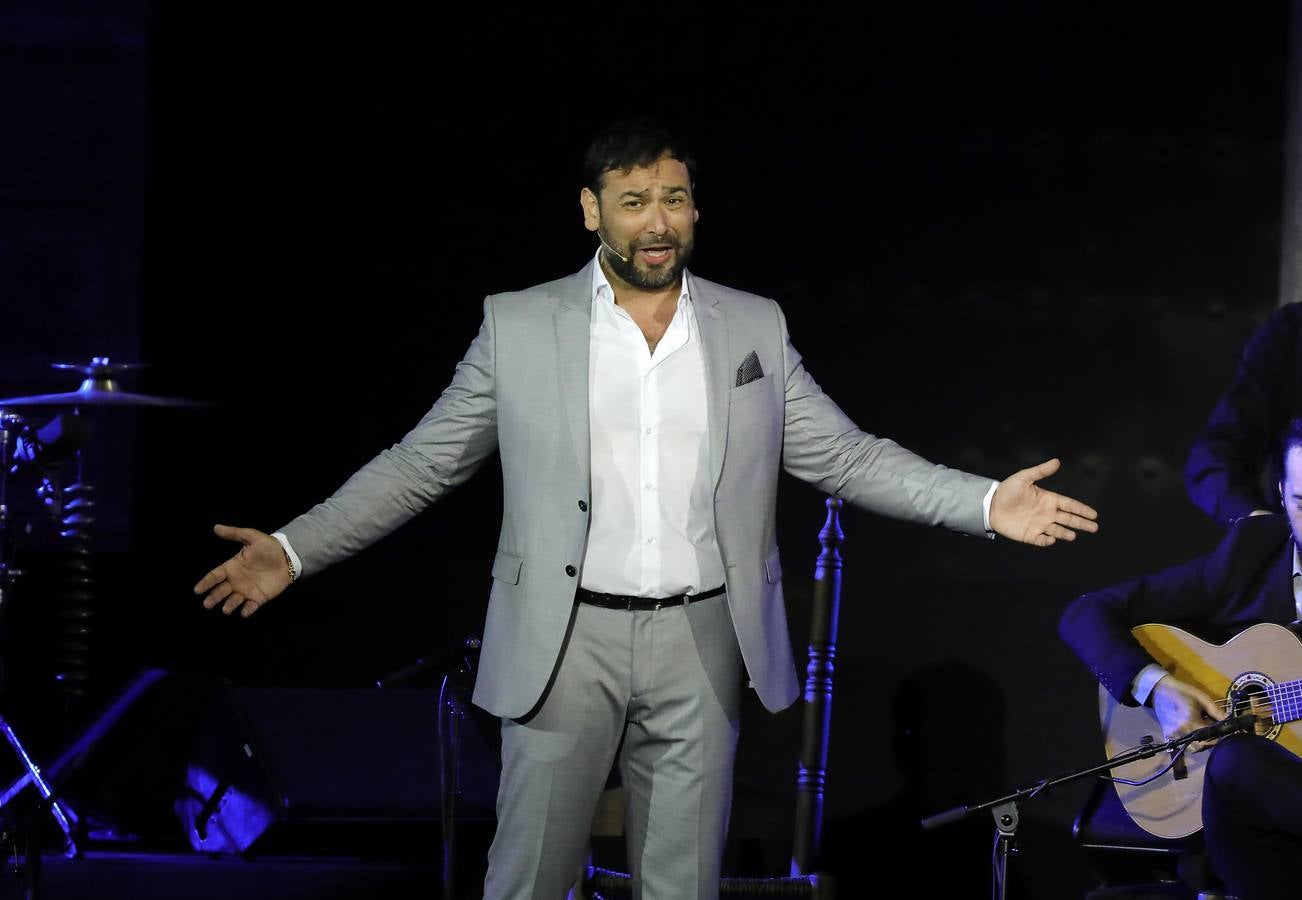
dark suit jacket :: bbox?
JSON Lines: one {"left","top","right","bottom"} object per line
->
{"left": 1059, "top": 514, "right": 1298, "bottom": 706}
{"left": 1185, "top": 302, "right": 1302, "bottom": 525}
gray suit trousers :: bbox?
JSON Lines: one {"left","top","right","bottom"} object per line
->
{"left": 483, "top": 593, "right": 743, "bottom": 900}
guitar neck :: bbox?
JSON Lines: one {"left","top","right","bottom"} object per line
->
{"left": 1268, "top": 678, "right": 1302, "bottom": 725}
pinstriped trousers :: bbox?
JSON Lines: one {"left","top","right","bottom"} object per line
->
{"left": 482, "top": 593, "right": 743, "bottom": 900}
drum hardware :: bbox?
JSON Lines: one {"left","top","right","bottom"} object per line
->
{"left": 0, "top": 407, "right": 80, "bottom": 861}
{"left": 0, "top": 358, "right": 204, "bottom": 878}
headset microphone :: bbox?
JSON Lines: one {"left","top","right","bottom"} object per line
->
{"left": 598, "top": 235, "right": 631, "bottom": 264}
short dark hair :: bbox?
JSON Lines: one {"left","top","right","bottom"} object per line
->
{"left": 581, "top": 117, "right": 697, "bottom": 196}
{"left": 1282, "top": 418, "right": 1302, "bottom": 466}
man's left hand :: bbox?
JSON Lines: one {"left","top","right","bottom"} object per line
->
{"left": 989, "top": 458, "right": 1099, "bottom": 547}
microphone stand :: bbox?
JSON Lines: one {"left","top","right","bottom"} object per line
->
{"left": 376, "top": 635, "right": 481, "bottom": 900}
{"left": 921, "top": 710, "right": 1257, "bottom": 900}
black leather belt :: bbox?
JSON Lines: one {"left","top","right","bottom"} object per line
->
{"left": 575, "top": 584, "right": 725, "bottom": 611}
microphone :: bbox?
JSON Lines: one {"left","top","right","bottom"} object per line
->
{"left": 598, "top": 235, "right": 631, "bottom": 264}
{"left": 1179, "top": 712, "right": 1257, "bottom": 746}
{"left": 920, "top": 804, "right": 969, "bottom": 830}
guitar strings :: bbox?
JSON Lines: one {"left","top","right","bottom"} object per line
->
{"left": 1206, "top": 693, "right": 1298, "bottom": 719}
{"left": 1103, "top": 683, "right": 1302, "bottom": 788}
{"left": 1198, "top": 698, "right": 1278, "bottom": 730}
{"left": 1199, "top": 686, "right": 1301, "bottom": 719}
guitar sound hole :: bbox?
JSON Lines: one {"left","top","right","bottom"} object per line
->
{"left": 1230, "top": 681, "right": 1277, "bottom": 736}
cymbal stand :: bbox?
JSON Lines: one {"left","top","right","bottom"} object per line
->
{"left": 0, "top": 410, "right": 79, "bottom": 859}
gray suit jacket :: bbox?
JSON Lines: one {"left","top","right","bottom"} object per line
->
{"left": 280, "top": 261, "right": 994, "bottom": 718}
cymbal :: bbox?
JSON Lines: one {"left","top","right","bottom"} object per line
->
{"left": 0, "top": 357, "right": 206, "bottom": 409}
{"left": 0, "top": 387, "right": 204, "bottom": 408}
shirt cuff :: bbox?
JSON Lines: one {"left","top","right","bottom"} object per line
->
{"left": 981, "top": 481, "right": 997, "bottom": 538}
{"left": 271, "top": 531, "right": 303, "bottom": 582}
{"left": 1131, "top": 664, "right": 1169, "bottom": 706}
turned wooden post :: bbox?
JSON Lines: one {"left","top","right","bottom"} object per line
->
{"left": 791, "top": 497, "right": 844, "bottom": 876}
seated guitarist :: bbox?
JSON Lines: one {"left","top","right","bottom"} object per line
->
{"left": 1060, "top": 417, "right": 1302, "bottom": 900}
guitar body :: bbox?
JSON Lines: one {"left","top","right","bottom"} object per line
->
{"left": 1100, "top": 622, "right": 1302, "bottom": 839}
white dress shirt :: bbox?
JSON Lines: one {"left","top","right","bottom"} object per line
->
{"left": 580, "top": 254, "right": 725, "bottom": 597}
{"left": 273, "top": 255, "right": 724, "bottom": 594}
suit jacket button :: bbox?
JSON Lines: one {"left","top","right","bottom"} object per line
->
{"left": 578, "top": 500, "right": 588, "bottom": 512}
{"left": 565, "top": 565, "right": 577, "bottom": 577}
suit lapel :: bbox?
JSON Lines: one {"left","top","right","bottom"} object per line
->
{"left": 555, "top": 263, "right": 594, "bottom": 488}
{"left": 1268, "top": 537, "right": 1300, "bottom": 623}
{"left": 689, "top": 273, "right": 730, "bottom": 490}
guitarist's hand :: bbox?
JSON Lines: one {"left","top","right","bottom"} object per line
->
{"left": 1151, "top": 675, "right": 1226, "bottom": 753}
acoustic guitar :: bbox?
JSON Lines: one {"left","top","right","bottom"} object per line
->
{"left": 1100, "top": 622, "right": 1302, "bottom": 839}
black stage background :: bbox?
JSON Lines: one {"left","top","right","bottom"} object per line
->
{"left": 0, "top": 2, "right": 1290, "bottom": 895}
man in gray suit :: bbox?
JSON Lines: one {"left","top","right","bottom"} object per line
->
{"left": 194, "top": 118, "right": 1098, "bottom": 899}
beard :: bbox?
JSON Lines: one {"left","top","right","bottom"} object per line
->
{"left": 598, "top": 228, "right": 695, "bottom": 290}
